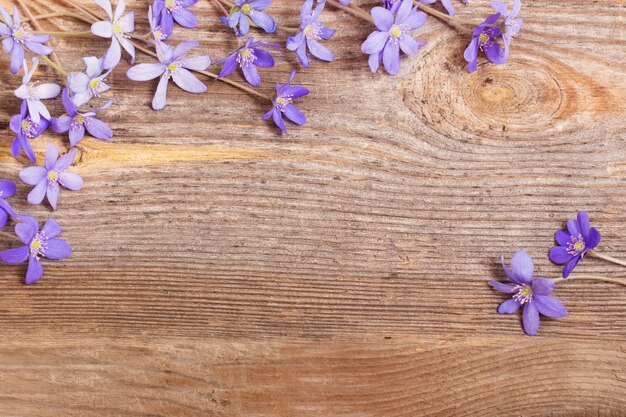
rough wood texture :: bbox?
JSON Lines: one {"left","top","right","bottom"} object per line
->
{"left": 0, "top": 0, "right": 625, "bottom": 415}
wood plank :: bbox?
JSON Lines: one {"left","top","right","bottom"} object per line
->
{"left": 0, "top": 337, "right": 624, "bottom": 416}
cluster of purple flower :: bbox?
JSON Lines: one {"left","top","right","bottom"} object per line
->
{"left": 490, "top": 211, "right": 612, "bottom": 336}
{"left": 0, "top": 3, "right": 119, "bottom": 284}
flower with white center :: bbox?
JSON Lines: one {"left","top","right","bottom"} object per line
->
{"left": 126, "top": 40, "right": 211, "bottom": 110}
{"left": 67, "top": 56, "right": 112, "bottom": 107}
{"left": 13, "top": 57, "right": 60, "bottom": 124}
{"left": 90, "top": 0, "right": 135, "bottom": 70}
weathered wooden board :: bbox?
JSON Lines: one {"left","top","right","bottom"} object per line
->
{"left": 0, "top": 0, "right": 625, "bottom": 415}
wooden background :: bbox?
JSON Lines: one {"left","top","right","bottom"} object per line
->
{"left": 1, "top": 0, "right": 625, "bottom": 415}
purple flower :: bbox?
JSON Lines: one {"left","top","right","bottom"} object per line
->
{"left": 67, "top": 56, "right": 112, "bottom": 107}
{"left": 51, "top": 88, "right": 113, "bottom": 147}
{"left": 0, "top": 216, "right": 72, "bottom": 285}
{"left": 217, "top": 37, "right": 279, "bottom": 87}
{"left": 153, "top": 0, "right": 198, "bottom": 35}
{"left": 0, "top": 5, "right": 53, "bottom": 74}
{"left": 262, "top": 70, "right": 309, "bottom": 135}
{"left": 126, "top": 40, "right": 210, "bottom": 110}
{"left": 19, "top": 144, "right": 83, "bottom": 210}
{"left": 286, "top": 0, "right": 335, "bottom": 68}
{"left": 90, "top": 0, "right": 135, "bottom": 69}
{"left": 490, "top": 250, "right": 567, "bottom": 336}
{"left": 0, "top": 180, "right": 17, "bottom": 229}
{"left": 361, "top": 0, "right": 427, "bottom": 75}
{"left": 14, "top": 57, "right": 61, "bottom": 124}
{"left": 10, "top": 101, "right": 49, "bottom": 163}
{"left": 549, "top": 211, "right": 600, "bottom": 278}
{"left": 463, "top": 12, "right": 506, "bottom": 73}
{"left": 490, "top": 0, "right": 522, "bottom": 58}
{"left": 148, "top": 5, "right": 171, "bottom": 41}
{"left": 221, "top": 0, "right": 276, "bottom": 37}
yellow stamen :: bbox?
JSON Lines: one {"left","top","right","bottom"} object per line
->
{"left": 241, "top": 4, "right": 251, "bottom": 14}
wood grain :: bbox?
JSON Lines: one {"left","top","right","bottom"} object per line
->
{"left": 0, "top": 0, "right": 625, "bottom": 414}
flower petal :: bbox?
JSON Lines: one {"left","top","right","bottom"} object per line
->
{"left": 19, "top": 166, "right": 47, "bottom": 186}
{"left": 15, "top": 217, "right": 37, "bottom": 244}
{"left": 534, "top": 295, "right": 567, "bottom": 318}
{"left": 25, "top": 255, "right": 44, "bottom": 284}
{"left": 152, "top": 74, "right": 169, "bottom": 110}
{"left": 44, "top": 143, "right": 59, "bottom": 170}
{"left": 577, "top": 211, "right": 590, "bottom": 240}
{"left": 0, "top": 179, "right": 17, "bottom": 198}
{"left": 489, "top": 279, "right": 516, "bottom": 294}
{"left": 180, "top": 55, "right": 211, "bottom": 71}
{"left": 586, "top": 227, "right": 601, "bottom": 250}
{"left": 306, "top": 38, "right": 333, "bottom": 62}
{"left": 555, "top": 230, "right": 570, "bottom": 246}
{"left": 46, "top": 183, "right": 59, "bottom": 210}
{"left": 69, "top": 124, "right": 86, "bottom": 147}
{"left": 43, "top": 238, "right": 72, "bottom": 259}
{"left": 283, "top": 104, "right": 306, "bottom": 125}
{"left": 549, "top": 246, "right": 572, "bottom": 265}
{"left": 126, "top": 62, "right": 165, "bottom": 81}
{"left": 27, "top": 180, "right": 47, "bottom": 205}
{"left": 93, "top": 0, "right": 113, "bottom": 18}
{"left": 58, "top": 172, "right": 83, "bottom": 191}
{"left": 399, "top": 33, "right": 420, "bottom": 56}
{"left": 91, "top": 20, "right": 113, "bottom": 38}
{"left": 249, "top": 10, "right": 275, "bottom": 33}
{"left": 0, "top": 246, "right": 29, "bottom": 265}
{"left": 371, "top": 7, "right": 394, "bottom": 31}
{"left": 382, "top": 40, "right": 400, "bottom": 75}
{"left": 361, "top": 31, "right": 389, "bottom": 54}
{"left": 566, "top": 218, "right": 579, "bottom": 236}
{"left": 531, "top": 278, "right": 554, "bottom": 295}
{"left": 54, "top": 149, "right": 78, "bottom": 171}
{"left": 511, "top": 249, "right": 533, "bottom": 283}
{"left": 103, "top": 38, "right": 121, "bottom": 69}
{"left": 241, "top": 63, "right": 261, "bottom": 86}
{"left": 522, "top": 302, "right": 540, "bottom": 336}
{"left": 172, "top": 67, "right": 206, "bottom": 93}
{"left": 84, "top": 117, "right": 113, "bottom": 140}
{"left": 173, "top": 7, "right": 198, "bottom": 28}
{"left": 42, "top": 219, "right": 62, "bottom": 238}
{"left": 497, "top": 298, "right": 521, "bottom": 314}
{"left": 562, "top": 255, "right": 580, "bottom": 278}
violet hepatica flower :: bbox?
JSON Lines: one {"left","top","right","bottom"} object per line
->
{"left": 221, "top": 0, "right": 276, "bottom": 37}
{"left": 463, "top": 12, "right": 506, "bottom": 73}
{"left": 126, "top": 40, "right": 210, "bottom": 110}
{"left": 0, "top": 5, "right": 53, "bottom": 74}
{"left": 148, "top": 5, "right": 171, "bottom": 42}
{"left": 490, "top": 0, "right": 522, "bottom": 58}
{"left": 286, "top": 0, "right": 335, "bottom": 68}
{"left": 217, "top": 37, "right": 279, "bottom": 87}
{"left": 90, "top": 0, "right": 135, "bottom": 70}
{"left": 490, "top": 250, "right": 567, "bottom": 336}
{"left": 68, "top": 56, "right": 112, "bottom": 107}
{"left": 14, "top": 58, "right": 61, "bottom": 124}
{"left": 0, "top": 180, "right": 17, "bottom": 229}
{"left": 0, "top": 216, "right": 72, "bottom": 285}
{"left": 20, "top": 144, "right": 83, "bottom": 210}
{"left": 52, "top": 88, "right": 113, "bottom": 147}
{"left": 263, "top": 70, "right": 309, "bottom": 135}
{"left": 153, "top": 0, "right": 198, "bottom": 35}
{"left": 549, "top": 211, "right": 600, "bottom": 278}
{"left": 10, "top": 101, "right": 49, "bottom": 163}
{"left": 361, "top": 0, "right": 427, "bottom": 76}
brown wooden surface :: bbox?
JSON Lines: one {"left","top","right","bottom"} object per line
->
{"left": 1, "top": 0, "right": 625, "bottom": 415}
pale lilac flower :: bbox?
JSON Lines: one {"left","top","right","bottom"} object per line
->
{"left": 153, "top": 0, "right": 198, "bottom": 35}
{"left": 221, "top": 0, "right": 276, "bottom": 37}
{"left": 14, "top": 57, "right": 61, "bottom": 124}
{"left": 549, "top": 211, "right": 600, "bottom": 278}
{"left": 217, "top": 37, "right": 279, "bottom": 86}
{"left": 286, "top": 0, "right": 335, "bottom": 68}
{"left": 90, "top": 0, "right": 135, "bottom": 69}
{"left": 126, "top": 40, "right": 210, "bottom": 110}
{"left": 0, "top": 180, "right": 17, "bottom": 229}
{"left": 0, "top": 216, "right": 72, "bottom": 285}
{"left": 51, "top": 88, "right": 113, "bottom": 147}
{"left": 490, "top": 0, "right": 522, "bottom": 58}
{"left": 262, "top": 70, "right": 309, "bottom": 135}
{"left": 148, "top": 5, "right": 170, "bottom": 42}
{"left": 20, "top": 144, "right": 83, "bottom": 210}
{"left": 490, "top": 250, "right": 567, "bottom": 336}
{"left": 361, "top": 0, "right": 427, "bottom": 75}
{"left": 67, "top": 56, "right": 112, "bottom": 107}
{"left": 463, "top": 12, "right": 505, "bottom": 73}
{"left": 0, "top": 5, "right": 53, "bottom": 74}
{"left": 10, "top": 101, "right": 49, "bottom": 163}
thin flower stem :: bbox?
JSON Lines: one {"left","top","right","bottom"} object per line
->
{"left": 0, "top": 231, "right": 21, "bottom": 241}
{"left": 57, "top": 0, "right": 101, "bottom": 23}
{"left": 23, "top": 12, "right": 69, "bottom": 22}
{"left": 553, "top": 275, "right": 626, "bottom": 287}
{"left": 33, "top": 30, "right": 93, "bottom": 36}
{"left": 41, "top": 55, "right": 69, "bottom": 77}
{"left": 326, "top": 0, "right": 374, "bottom": 23}
{"left": 588, "top": 251, "right": 626, "bottom": 268}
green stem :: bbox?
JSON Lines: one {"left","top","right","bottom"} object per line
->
{"left": 41, "top": 55, "right": 68, "bottom": 76}
{"left": 588, "top": 251, "right": 626, "bottom": 268}
{"left": 553, "top": 275, "right": 626, "bottom": 287}
{"left": 33, "top": 30, "right": 92, "bottom": 36}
